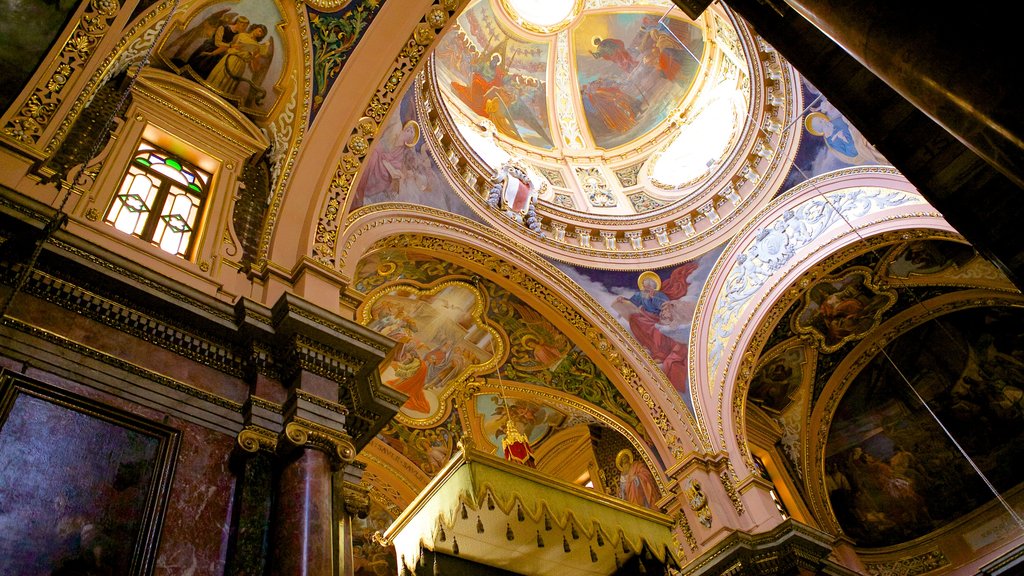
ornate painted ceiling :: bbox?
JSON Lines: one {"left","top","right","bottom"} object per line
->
{"left": 3, "top": 0, "right": 1022, "bottom": 572}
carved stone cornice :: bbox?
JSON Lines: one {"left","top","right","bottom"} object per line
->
{"left": 0, "top": 193, "right": 401, "bottom": 452}
{"left": 685, "top": 519, "right": 859, "bottom": 576}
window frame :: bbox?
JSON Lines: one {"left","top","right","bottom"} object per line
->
{"left": 104, "top": 139, "right": 212, "bottom": 259}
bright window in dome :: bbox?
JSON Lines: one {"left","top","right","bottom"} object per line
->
{"left": 456, "top": 121, "right": 512, "bottom": 169}
{"left": 651, "top": 87, "right": 739, "bottom": 188}
{"left": 503, "top": 0, "right": 576, "bottom": 27}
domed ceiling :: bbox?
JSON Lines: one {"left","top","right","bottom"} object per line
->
{"left": 421, "top": 0, "right": 803, "bottom": 268}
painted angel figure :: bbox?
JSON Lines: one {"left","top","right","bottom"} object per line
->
{"left": 206, "top": 22, "right": 275, "bottom": 108}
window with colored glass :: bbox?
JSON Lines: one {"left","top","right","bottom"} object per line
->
{"left": 105, "top": 140, "right": 211, "bottom": 258}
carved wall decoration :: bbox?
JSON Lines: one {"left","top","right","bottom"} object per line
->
{"left": 684, "top": 477, "right": 712, "bottom": 528}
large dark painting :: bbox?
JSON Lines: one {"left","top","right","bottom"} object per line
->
{"left": 0, "top": 370, "right": 179, "bottom": 575}
{"left": 824, "top": 306, "right": 1024, "bottom": 548}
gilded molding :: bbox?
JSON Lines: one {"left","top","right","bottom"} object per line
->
{"left": 808, "top": 293, "right": 1024, "bottom": 532}
{"left": 14, "top": 265, "right": 246, "bottom": 377}
{"left": 238, "top": 425, "right": 280, "bottom": 453}
{"left": 296, "top": 388, "right": 349, "bottom": 416}
{"left": 45, "top": 0, "right": 175, "bottom": 157}
{"left": 719, "top": 458, "right": 745, "bottom": 516}
{"left": 342, "top": 480, "right": 371, "bottom": 517}
{"left": 863, "top": 550, "right": 949, "bottom": 576}
{"left": 311, "top": 0, "right": 465, "bottom": 266}
{"left": 340, "top": 217, "right": 703, "bottom": 458}
{"left": 2, "top": 0, "right": 121, "bottom": 152}
{"left": 0, "top": 316, "right": 243, "bottom": 413}
{"left": 281, "top": 419, "right": 357, "bottom": 464}
{"left": 728, "top": 232, "right": 919, "bottom": 473}
{"left": 674, "top": 510, "right": 698, "bottom": 552}
{"left": 49, "top": 238, "right": 234, "bottom": 322}
{"left": 412, "top": 5, "right": 801, "bottom": 268}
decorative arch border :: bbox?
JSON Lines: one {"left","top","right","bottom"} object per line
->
{"left": 691, "top": 166, "right": 950, "bottom": 476}
{"left": 337, "top": 203, "right": 711, "bottom": 467}
{"left": 806, "top": 290, "right": 1024, "bottom": 536}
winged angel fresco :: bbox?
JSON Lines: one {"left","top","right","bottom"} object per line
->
{"left": 163, "top": 7, "right": 276, "bottom": 110}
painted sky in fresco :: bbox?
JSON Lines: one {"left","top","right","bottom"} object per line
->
{"left": 783, "top": 78, "right": 891, "bottom": 190}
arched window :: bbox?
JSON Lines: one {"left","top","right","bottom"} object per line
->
{"left": 105, "top": 140, "right": 211, "bottom": 258}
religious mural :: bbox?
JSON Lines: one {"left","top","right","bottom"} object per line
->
{"left": 885, "top": 239, "right": 976, "bottom": 279}
{"left": 748, "top": 344, "right": 806, "bottom": 413}
{"left": 353, "top": 248, "right": 647, "bottom": 441}
{"left": 361, "top": 280, "right": 502, "bottom": 423}
{"left": 352, "top": 501, "right": 398, "bottom": 575}
{"left": 793, "top": 268, "right": 897, "bottom": 353}
{"left": 434, "top": 1, "right": 554, "bottom": 149}
{"left": 475, "top": 394, "right": 566, "bottom": 456}
{"left": 378, "top": 410, "right": 462, "bottom": 476}
{"left": 573, "top": 12, "right": 703, "bottom": 149}
{"left": 159, "top": 1, "right": 286, "bottom": 117}
{"left": 555, "top": 245, "right": 724, "bottom": 415}
{"left": 349, "top": 88, "right": 481, "bottom": 220}
{"left": 825, "top": 306, "right": 1024, "bottom": 548}
{"left": 784, "top": 79, "right": 890, "bottom": 189}
{"left": 615, "top": 448, "right": 659, "bottom": 508}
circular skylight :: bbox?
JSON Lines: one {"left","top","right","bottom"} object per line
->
{"left": 500, "top": 0, "right": 579, "bottom": 32}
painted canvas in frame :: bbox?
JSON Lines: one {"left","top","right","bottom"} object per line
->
{"left": 0, "top": 370, "right": 180, "bottom": 576}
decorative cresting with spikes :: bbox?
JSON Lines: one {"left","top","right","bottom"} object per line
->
{"left": 382, "top": 444, "right": 680, "bottom": 575}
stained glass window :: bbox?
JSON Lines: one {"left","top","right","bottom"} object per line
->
{"left": 105, "top": 141, "right": 211, "bottom": 258}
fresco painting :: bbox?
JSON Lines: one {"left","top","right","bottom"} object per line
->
{"left": 308, "top": 2, "right": 387, "bottom": 117}
{"left": 825, "top": 306, "right": 1024, "bottom": 548}
{"left": 784, "top": 79, "right": 890, "bottom": 189}
{"left": 352, "top": 501, "right": 398, "bottom": 575}
{"left": 434, "top": 1, "right": 553, "bottom": 149}
{"left": 160, "top": 1, "right": 285, "bottom": 116}
{"left": 349, "top": 88, "right": 480, "bottom": 220}
{"left": 352, "top": 249, "right": 651, "bottom": 452}
{"left": 794, "top": 268, "right": 896, "bottom": 352}
{"left": 475, "top": 394, "right": 565, "bottom": 456}
{"left": 555, "top": 245, "right": 724, "bottom": 415}
{"left": 886, "top": 239, "right": 976, "bottom": 279}
{"left": 573, "top": 13, "right": 703, "bottom": 149}
{"left": 615, "top": 448, "right": 659, "bottom": 508}
{"left": 363, "top": 281, "right": 500, "bottom": 422}
{"left": 748, "top": 345, "right": 806, "bottom": 413}
{"left": 378, "top": 410, "right": 461, "bottom": 475}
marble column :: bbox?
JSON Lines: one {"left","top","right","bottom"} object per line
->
{"left": 270, "top": 446, "right": 335, "bottom": 576}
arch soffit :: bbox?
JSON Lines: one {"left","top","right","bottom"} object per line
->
{"left": 804, "top": 289, "right": 1024, "bottom": 534}
{"left": 265, "top": 0, "right": 449, "bottom": 269}
{"left": 337, "top": 204, "right": 708, "bottom": 466}
{"left": 692, "top": 167, "right": 951, "bottom": 470}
